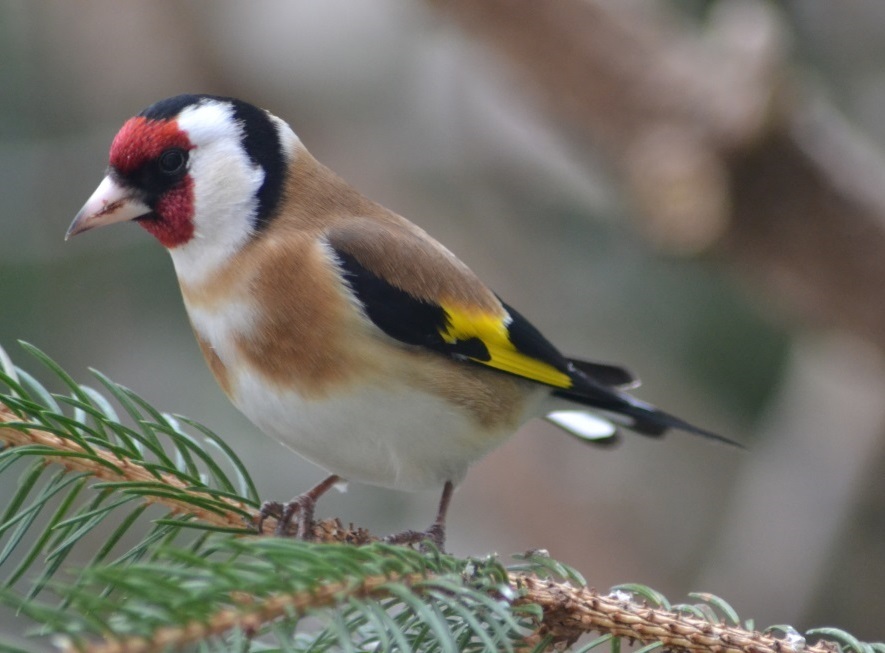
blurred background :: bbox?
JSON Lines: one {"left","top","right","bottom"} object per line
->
{"left": 1, "top": 0, "right": 884, "bottom": 644}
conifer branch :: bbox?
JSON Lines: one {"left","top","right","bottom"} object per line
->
{"left": 0, "top": 343, "right": 880, "bottom": 653}
{"left": 70, "top": 571, "right": 428, "bottom": 653}
{"left": 0, "top": 402, "right": 383, "bottom": 541}
{"left": 3, "top": 403, "right": 820, "bottom": 653}
{"left": 513, "top": 576, "right": 840, "bottom": 653}
{"left": 0, "top": 405, "right": 253, "bottom": 532}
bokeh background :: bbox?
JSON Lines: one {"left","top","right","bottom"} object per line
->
{"left": 2, "top": 0, "right": 884, "bottom": 644}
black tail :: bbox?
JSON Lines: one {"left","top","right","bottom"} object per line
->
{"left": 554, "top": 361, "right": 742, "bottom": 448}
{"left": 613, "top": 400, "right": 741, "bottom": 447}
{"left": 566, "top": 358, "right": 639, "bottom": 390}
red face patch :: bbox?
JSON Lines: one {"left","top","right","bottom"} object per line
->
{"left": 109, "top": 117, "right": 193, "bottom": 174}
{"left": 109, "top": 117, "right": 196, "bottom": 249}
{"left": 137, "top": 177, "right": 196, "bottom": 248}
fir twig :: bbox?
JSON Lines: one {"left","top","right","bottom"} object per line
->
{"left": 512, "top": 577, "right": 840, "bottom": 653}
{"left": 0, "top": 342, "right": 879, "bottom": 653}
{"left": 67, "top": 570, "right": 429, "bottom": 653}
{"left": 0, "top": 405, "right": 252, "bottom": 531}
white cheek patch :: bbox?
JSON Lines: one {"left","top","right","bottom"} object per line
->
{"left": 189, "top": 141, "right": 264, "bottom": 238}
{"left": 169, "top": 102, "right": 265, "bottom": 285}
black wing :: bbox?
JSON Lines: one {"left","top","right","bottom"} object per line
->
{"left": 332, "top": 245, "right": 737, "bottom": 445}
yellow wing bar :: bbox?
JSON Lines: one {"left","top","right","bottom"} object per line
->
{"left": 439, "top": 304, "right": 573, "bottom": 389}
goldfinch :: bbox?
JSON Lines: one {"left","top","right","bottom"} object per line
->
{"left": 66, "top": 94, "right": 732, "bottom": 548}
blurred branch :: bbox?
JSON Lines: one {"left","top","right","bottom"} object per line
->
{"left": 429, "top": 0, "right": 885, "bottom": 352}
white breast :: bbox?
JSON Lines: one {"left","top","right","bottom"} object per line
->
{"left": 185, "top": 297, "right": 538, "bottom": 491}
{"left": 231, "top": 367, "right": 513, "bottom": 490}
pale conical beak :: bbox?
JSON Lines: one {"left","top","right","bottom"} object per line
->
{"left": 65, "top": 175, "right": 152, "bottom": 240}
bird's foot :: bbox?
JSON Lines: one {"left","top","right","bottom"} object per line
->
{"left": 256, "top": 500, "right": 284, "bottom": 533}
{"left": 384, "top": 522, "right": 446, "bottom": 552}
{"left": 384, "top": 481, "right": 454, "bottom": 552}
{"left": 255, "top": 474, "right": 342, "bottom": 540}
{"left": 255, "top": 497, "right": 315, "bottom": 538}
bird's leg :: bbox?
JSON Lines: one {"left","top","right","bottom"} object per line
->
{"left": 384, "top": 481, "right": 454, "bottom": 551}
{"left": 257, "top": 474, "right": 342, "bottom": 539}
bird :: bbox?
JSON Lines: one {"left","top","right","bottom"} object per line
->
{"left": 66, "top": 94, "right": 734, "bottom": 549}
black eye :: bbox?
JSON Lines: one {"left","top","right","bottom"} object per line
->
{"left": 158, "top": 148, "right": 187, "bottom": 176}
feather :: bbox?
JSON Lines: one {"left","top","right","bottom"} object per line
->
{"left": 325, "top": 215, "right": 735, "bottom": 446}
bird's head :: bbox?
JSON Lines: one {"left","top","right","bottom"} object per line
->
{"left": 67, "top": 94, "right": 297, "bottom": 278}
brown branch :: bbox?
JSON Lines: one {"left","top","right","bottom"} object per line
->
{"left": 70, "top": 571, "right": 427, "bottom": 653}
{"left": 73, "top": 574, "right": 839, "bottom": 653}
{"left": 0, "top": 407, "right": 856, "bottom": 652}
{"left": 514, "top": 576, "right": 839, "bottom": 653}
{"left": 0, "top": 405, "right": 379, "bottom": 539}
{"left": 429, "top": 0, "right": 885, "bottom": 351}
{"left": 0, "top": 405, "right": 251, "bottom": 530}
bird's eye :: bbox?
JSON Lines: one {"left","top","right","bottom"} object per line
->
{"left": 158, "top": 148, "right": 188, "bottom": 176}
